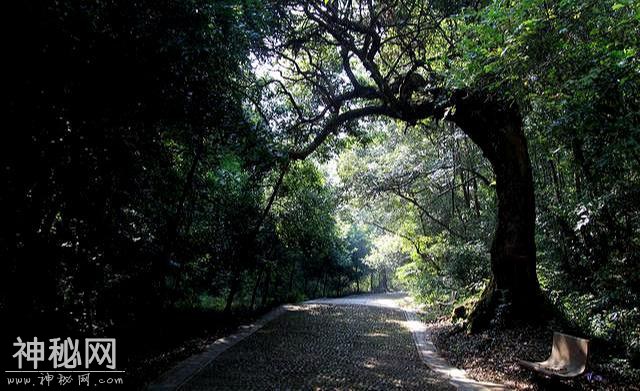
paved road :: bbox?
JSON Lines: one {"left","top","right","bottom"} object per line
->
{"left": 180, "top": 297, "right": 452, "bottom": 390}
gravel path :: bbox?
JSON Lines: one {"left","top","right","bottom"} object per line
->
{"left": 180, "top": 304, "right": 452, "bottom": 390}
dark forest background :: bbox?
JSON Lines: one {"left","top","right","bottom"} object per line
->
{"left": 2, "top": 0, "right": 639, "bottom": 387}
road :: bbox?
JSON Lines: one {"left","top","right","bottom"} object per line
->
{"left": 180, "top": 293, "right": 452, "bottom": 390}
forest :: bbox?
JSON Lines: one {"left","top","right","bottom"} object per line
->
{"left": 2, "top": 0, "right": 639, "bottom": 389}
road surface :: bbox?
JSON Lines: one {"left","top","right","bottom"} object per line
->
{"left": 180, "top": 294, "right": 452, "bottom": 390}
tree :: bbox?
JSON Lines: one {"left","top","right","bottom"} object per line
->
{"left": 344, "top": 226, "right": 371, "bottom": 293}
{"left": 1, "top": 0, "right": 276, "bottom": 330}
{"left": 364, "top": 234, "right": 409, "bottom": 292}
{"left": 462, "top": 0, "right": 640, "bottom": 356}
{"left": 337, "top": 123, "right": 494, "bottom": 302}
{"left": 258, "top": 0, "right": 544, "bottom": 329}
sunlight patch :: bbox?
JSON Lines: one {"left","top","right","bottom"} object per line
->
{"left": 363, "top": 332, "right": 388, "bottom": 337}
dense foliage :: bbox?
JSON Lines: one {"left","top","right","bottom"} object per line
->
{"left": 2, "top": 0, "right": 639, "bottom": 383}
{"left": 1, "top": 0, "right": 368, "bottom": 349}
{"left": 335, "top": 0, "right": 640, "bottom": 365}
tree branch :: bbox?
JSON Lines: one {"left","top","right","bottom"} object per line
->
{"left": 364, "top": 220, "right": 441, "bottom": 272}
{"left": 288, "top": 105, "right": 390, "bottom": 160}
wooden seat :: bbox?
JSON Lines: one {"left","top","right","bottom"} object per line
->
{"left": 518, "top": 332, "right": 590, "bottom": 378}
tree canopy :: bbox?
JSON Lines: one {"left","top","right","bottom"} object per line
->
{"left": 2, "top": 0, "right": 639, "bottom": 384}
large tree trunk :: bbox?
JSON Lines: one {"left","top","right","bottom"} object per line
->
{"left": 451, "top": 92, "right": 547, "bottom": 331}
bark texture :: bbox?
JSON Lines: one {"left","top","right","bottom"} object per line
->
{"left": 450, "top": 92, "right": 546, "bottom": 330}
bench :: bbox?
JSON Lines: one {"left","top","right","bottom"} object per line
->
{"left": 518, "top": 332, "right": 590, "bottom": 378}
